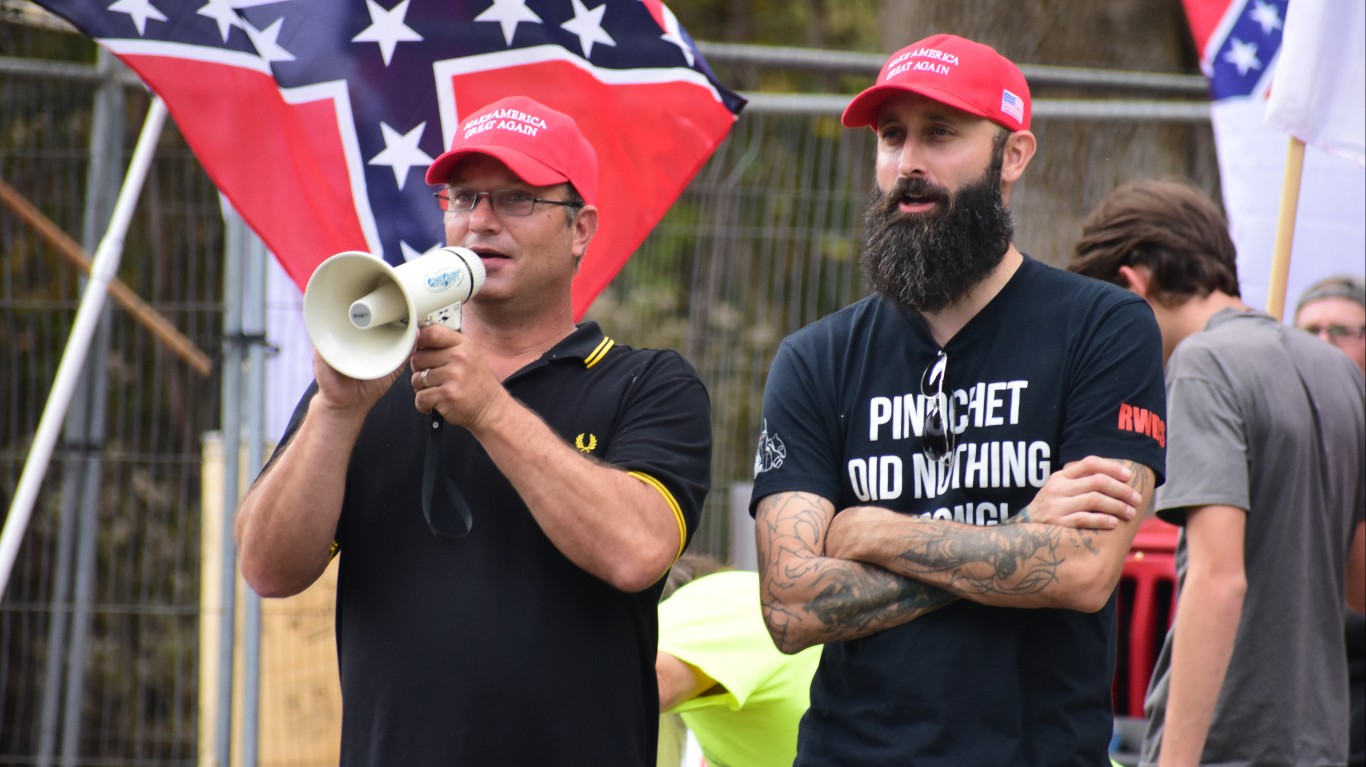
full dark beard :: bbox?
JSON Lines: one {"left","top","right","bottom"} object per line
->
{"left": 860, "top": 153, "right": 1015, "bottom": 313}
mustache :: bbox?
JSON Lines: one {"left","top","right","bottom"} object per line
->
{"left": 881, "top": 175, "right": 951, "bottom": 213}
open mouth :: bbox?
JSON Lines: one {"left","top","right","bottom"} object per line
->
{"left": 889, "top": 179, "right": 946, "bottom": 212}
{"left": 894, "top": 192, "right": 944, "bottom": 214}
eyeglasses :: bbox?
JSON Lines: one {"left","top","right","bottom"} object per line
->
{"left": 1301, "top": 324, "right": 1366, "bottom": 345}
{"left": 434, "top": 187, "right": 582, "bottom": 217}
{"left": 920, "top": 350, "right": 956, "bottom": 469}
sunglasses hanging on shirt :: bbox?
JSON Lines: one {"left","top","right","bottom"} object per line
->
{"left": 920, "top": 349, "right": 956, "bottom": 472}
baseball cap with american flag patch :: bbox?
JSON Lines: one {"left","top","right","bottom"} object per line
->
{"left": 842, "top": 34, "right": 1031, "bottom": 133}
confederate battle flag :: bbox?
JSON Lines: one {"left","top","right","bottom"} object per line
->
{"left": 35, "top": 0, "right": 745, "bottom": 318}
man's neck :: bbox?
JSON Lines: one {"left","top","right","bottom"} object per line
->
{"left": 1162, "top": 290, "right": 1249, "bottom": 362}
{"left": 919, "top": 246, "right": 1024, "bottom": 347}
{"left": 463, "top": 306, "right": 577, "bottom": 380}
{"left": 1189, "top": 290, "right": 1249, "bottom": 326}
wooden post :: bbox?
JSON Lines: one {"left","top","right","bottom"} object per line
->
{"left": 1267, "top": 137, "right": 1307, "bottom": 321}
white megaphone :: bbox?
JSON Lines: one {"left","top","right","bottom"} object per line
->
{"left": 303, "top": 246, "right": 486, "bottom": 380}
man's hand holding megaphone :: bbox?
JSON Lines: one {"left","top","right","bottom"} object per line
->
{"left": 407, "top": 323, "right": 509, "bottom": 431}
{"left": 307, "top": 344, "right": 406, "bottom": 417}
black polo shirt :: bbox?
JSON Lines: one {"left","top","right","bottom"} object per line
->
{"left": 273, "top": 321, "right": 711, "bottom": 766}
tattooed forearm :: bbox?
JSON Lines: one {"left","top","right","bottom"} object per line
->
{"left": 877, "top": 460, "right": 1156, "bottom": 608}
{"left": 1127, "top": 460, "right": 1155, "bottom": 507}
{"left": 756, "top": 492, "right": 955, "bottom": 651}
{"left": 805, "top": 562, "right": 955, "bottom": 630}
{"left": 762, "top": 553, "right": 956, "bottom": 651}
{"left": 890, "top": 523, "right": 1097, "bottom": 597}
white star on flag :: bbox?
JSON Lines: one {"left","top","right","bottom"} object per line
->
{"left": 1222, "top": 38, "right": 1261, "bottom": 76}
{"left": 108, "top": 0, "right": 166, "bottom": 36}
{"left": 243, "top": 17, "right": 295, "bottom": 66}
{"left": 196, "top": 0, "right": 283, "bottom": 43}
{"left": 197, "top": 0, "right": 242, "bottom": 42}
{"left": 657, "top": 4, "right": 694, "bottom": 66}
{"left": 369, "top": 121, "right": 434, "bottom": 190}
{"left": 1249, "top": 0, "right": 1284, "bottom": 36}
{"left": 400, "top": 240, "right": 441, "bottom": 262}
{"left": 352, "top": 0, "right": 424, "bottom": 67}
{"left": 474, "top": 0, "right": 543, "bottom": 47}
{"left": 561, "top": 0, "right": 615, "bottom": 59}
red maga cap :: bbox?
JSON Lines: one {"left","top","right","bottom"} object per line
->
{"left": 842, "top": 34, "right": 1031, "bottom": 132}
{"left": 426, "top": 96, "right": 599, "bottom": 205}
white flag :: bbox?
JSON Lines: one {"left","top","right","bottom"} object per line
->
{"left": 1265, "top": 0, "right": 1366, "bottom": 166}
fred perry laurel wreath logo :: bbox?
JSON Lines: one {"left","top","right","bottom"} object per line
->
{"left": 575, "top": 434, "right": 597, "bottom": 453}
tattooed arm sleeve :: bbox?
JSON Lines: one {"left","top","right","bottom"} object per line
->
{"left": 754, "top": 491, "right": 956, "bottom": 654}
{"left": 825, "top": 460, "right": 1156, "bottom": 613}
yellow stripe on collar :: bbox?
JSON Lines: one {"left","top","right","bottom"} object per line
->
{"left": 628, "top": 470, "right": 687, "bottom": 562}
{"left": 584, "top": 337, "right": 614, "bottom": 368}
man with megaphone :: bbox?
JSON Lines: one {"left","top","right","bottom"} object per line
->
{"left": 233, "top": 96, "right": 712, "bottom": 766}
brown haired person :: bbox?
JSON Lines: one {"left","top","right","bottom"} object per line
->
{"left": 1070, "top": 178, "right": 1365, "bottom": 767}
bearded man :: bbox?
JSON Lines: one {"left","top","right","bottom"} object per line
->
{"left": 750, "top": 35, "right": 1169, "bottom": 766}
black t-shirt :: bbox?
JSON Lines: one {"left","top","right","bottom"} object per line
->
{"left": 751, "top": 257, "right": 1166, "bottom": 766}
{"left": 274, "top": 322, "right": 712, "bottom": 766}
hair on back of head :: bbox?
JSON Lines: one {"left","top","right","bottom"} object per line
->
{"left": 1295, "top": 273, "right": 1366, "bottom": 317}
{"left": 1069, "top": 178, "right": 1241, "bottom": 305}
{"left": 660, "top": 551, "right": 730, "bottom": 602}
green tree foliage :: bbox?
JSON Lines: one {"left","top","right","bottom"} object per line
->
{"left": 674, "top": 0, "right": 881, "bottom": 51}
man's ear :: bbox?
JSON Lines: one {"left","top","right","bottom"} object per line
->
{"left": 1118, "top": 264, "right": 1152, "bottom": 297}
{"left": 570, "top": 205, "right": 598, "bottom": 271}
{"left": 1000, "top": 130, "right": 1037, "bottom": 186}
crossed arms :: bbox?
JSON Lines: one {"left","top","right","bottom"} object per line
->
{"left": 755, "top": 456, "right": 1156, "bottom": 653}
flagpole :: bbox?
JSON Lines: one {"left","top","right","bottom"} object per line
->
{"left": 1266, "top": 136, "right": 1306, "bottom": 321}
{"left": 0, "top": 96, "right": 169, "bottom": 598}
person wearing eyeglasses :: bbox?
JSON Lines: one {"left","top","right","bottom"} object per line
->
{"left": 1295, "top": 274, "right": 1366, "bottom": 767}
{"left": 1296, "top": 274, "right": 1366, "bottom": 375}
{"left": 750, "top": 35, "right": 1167, "bottom": 767}
{"left": 234, "top": 96, "right": 712, "bottom": 765}
{"left": 1069, "top": 179, "right": 1365, "bottom": 767}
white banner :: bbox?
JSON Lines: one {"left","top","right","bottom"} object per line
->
{"left": 1213, "top": 98, "right": 1366, "bottom": 315}
{"left": 1265, "top": 0, "right": 1366, "bottom": 165}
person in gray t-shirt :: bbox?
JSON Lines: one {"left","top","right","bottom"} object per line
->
{"left": 1069, "top": 179, "right": 1366, "bottom": 767}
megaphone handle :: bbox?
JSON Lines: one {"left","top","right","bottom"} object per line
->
{"left": 421, "top": 414, "right": 474, "bottom": 541}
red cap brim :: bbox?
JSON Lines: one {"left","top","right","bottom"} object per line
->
{"left": 425, "top": 145, "right": 571, "bottom": 189}
{"left": 841, "top": 82, "right": 995, "bottom": 129}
